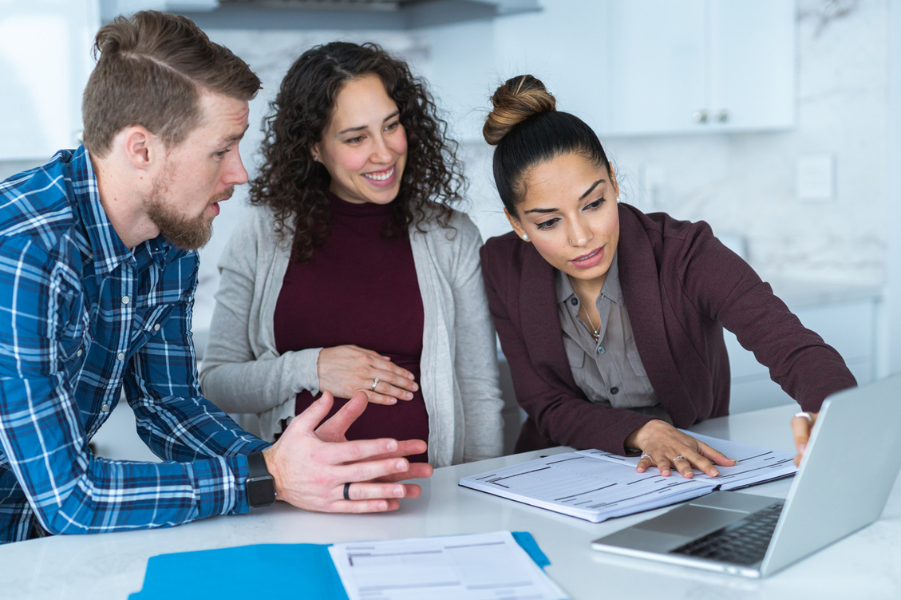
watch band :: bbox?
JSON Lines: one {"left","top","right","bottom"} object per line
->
{"left": 245, "top": 451, "right": 276, "bottom": 508}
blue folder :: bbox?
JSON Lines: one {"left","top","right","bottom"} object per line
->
{"left": 129, "top": 531, "right": 551, "bottom": 599}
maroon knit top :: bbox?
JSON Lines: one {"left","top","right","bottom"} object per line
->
{"left": 273, "top": 192, "right": 429, "bottom": 462}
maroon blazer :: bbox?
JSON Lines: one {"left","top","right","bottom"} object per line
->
{"left": 480, "top": 204, "right": 857, "bottom": 454}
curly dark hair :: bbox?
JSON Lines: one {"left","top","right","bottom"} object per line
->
{"left": 249, "top": 41, "right": 465, "bottom": 262}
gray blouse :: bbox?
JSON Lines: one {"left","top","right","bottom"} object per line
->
{"left": 555, "top": 253, "right": 671, "bottom": 423}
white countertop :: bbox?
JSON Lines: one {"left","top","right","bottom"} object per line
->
{"left": 4, "top": 403, "right": 900, "bottom": 599}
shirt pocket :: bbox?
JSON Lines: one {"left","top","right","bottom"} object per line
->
{"left": 562, "top": 337, "right": 585, "bottom": 370}
{"left": 57, "top": 292, "right": 91, "bottom": 365}
{"left": 626, "top": 348, "right": 655, "bottom": 396}
{"left": 130, "top": 304, "right": 174, "bottom": 349}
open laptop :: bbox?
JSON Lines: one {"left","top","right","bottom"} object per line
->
{"left": 591, "top": 373, "right": 901, "bottom": 578}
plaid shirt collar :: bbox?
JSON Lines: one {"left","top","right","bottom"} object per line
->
{"left": 69, "top": 146, "right": 172, "bottom": 276}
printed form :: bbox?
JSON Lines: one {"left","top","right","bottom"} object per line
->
{"left": 459, "top": 433, "right": 796, "bottom": 522}
{"left": 328, "top": 531, "right": 567, "bottom": 600}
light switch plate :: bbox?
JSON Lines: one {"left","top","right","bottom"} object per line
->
{"left": 796, "top": 154, "right": 835, "bottom": 201}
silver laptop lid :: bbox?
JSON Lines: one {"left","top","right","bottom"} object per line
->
{"left": 761, "top": 373, "right": 901, "bottom": 576}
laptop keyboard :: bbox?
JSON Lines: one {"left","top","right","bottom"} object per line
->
{"left": 670, "top": 501, "right": 785, "bottom": 566}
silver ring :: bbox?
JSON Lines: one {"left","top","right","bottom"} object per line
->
{"left": 794, "top": 411, "right": 812, "bottom": 424}
{"left": 343, "top": 482, "right": 352, "bottom": 501}
{"left": 371, "top": 377, "right": 379, "bottom": 391}
{"left": 640, "top": 453, "right": 652, "bottom": 461}
{"left": 672, "top": 455, "right": 685, "bottom": 462}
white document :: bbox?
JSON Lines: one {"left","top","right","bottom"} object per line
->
{"left": 459, "top": 434, "right": 796, "bottom": 522}
{"left": 579, "top": 430, "right": 797, "bottom": 490}
{"left": 459, "top": 453, "right": 714, "bottom": 522}
{"left": 328, "top": 531, "right": 567, "bottom": 600}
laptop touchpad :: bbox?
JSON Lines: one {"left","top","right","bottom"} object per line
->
{"left": 635, "top": 505, "right": 745, "bottom": 537}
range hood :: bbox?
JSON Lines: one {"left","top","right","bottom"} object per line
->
{"left": 101, "top": 0, "right": 541, "bottom": 29}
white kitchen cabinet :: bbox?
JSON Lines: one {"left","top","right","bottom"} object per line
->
{"left": 606, "top": 0, "right": 795, "bottom": 136}
{"left": 425, "top": 0, "right": 614, "bottom": 142}
{"left": 0, "top": 0, "right": 99, "bottom": 161}
{"left": 427, "top": 0, "right": 795, "bottom": 141}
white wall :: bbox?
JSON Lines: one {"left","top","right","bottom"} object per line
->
{"left": 885, "top": 0, "right": 901, "bottom": 376}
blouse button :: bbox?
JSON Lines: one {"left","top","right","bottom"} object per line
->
{"left": 100, "top": 404, "right": 110, "bottom": 412}
{"left": 610, "top": 387, "right": 620, "bottom": 395}
{"left": 121, "top": 296, "right": 130, "bottom": 305}
{"left": 117, "top": 352, "right": 125, "bottom": 361}
{"left": 570, "top": 297, "right": 578, "bottom": 306}
{"left": 596, "top": 346, "right": 606, "bottom": 355}
{"left": 153, "top": 323, "right": 161, "bottom": 332}
{"left": 76, "top": 349, "right": 83, "bottom": 357}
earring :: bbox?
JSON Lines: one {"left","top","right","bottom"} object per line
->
{"left": 521, "top": 234, "right": 529, "bottom": 241}
{"left": 312, "top": 156, "right": 319, "bottom": 162}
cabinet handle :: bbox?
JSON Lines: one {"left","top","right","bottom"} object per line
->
{"left": 717, "top": 110, "right": 730, "bottom": 123}
{"left": 692, "top": 110, "right": 709, "bottom": 123}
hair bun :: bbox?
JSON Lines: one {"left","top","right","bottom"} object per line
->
{"left": 483, "top": 75, "right": 556, "bottom": 146}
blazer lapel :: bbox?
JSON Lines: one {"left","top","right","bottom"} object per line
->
{"left": 519, "top": 244, "right": 581, "bottom": 392}
{"left": 617, "top": 206, "right": 696, "bottom": 425}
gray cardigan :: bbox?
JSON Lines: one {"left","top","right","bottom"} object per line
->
{"left": 199, "top": 206, "right": 504, "bottom": 466}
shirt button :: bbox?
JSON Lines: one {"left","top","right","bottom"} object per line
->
{"left": 76, "top": 349, "right": 83, "bottom": 357}
{"left": 100, "top": 404, "right": 110, "bottom": 412}
{"left": 153, "top": 323, "right": 161, "bottom": 331}
{"left": 610, "top": 387, "right": 620, "bottom": 395}
{"left": 117, "top": 352, "right": 125, "bottom": 361}
{"left": 596, "top": 346, "right": 606, "bottom": 355}
{"left": 121, "top": 296, "right": 130, "bottom": 305}
{"left": 570, "top": 297, "right": 578, "bottom": 306}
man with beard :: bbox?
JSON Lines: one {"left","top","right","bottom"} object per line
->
{"left": 0, "top": 11, "right": 431, "bottom": 544}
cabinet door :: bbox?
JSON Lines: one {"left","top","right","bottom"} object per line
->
{"left": 708, "top": 0, "right": 795, "bottom": 131}
{"left": 0, "top": 0, "right": 99, "bottom": 161}
{"left": 607, "top": 0, "right": 708, "bottom": 135}
{"left": 606, "top": 0, "right": 795, "bottom": 136}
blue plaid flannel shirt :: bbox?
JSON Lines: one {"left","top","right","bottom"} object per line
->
{"left": 0, "top": 147, "right": 269, "bottom": 543}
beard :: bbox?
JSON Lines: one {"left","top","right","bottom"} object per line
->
{"left": 144, "top": 167, "right": 231, "bottom": 251}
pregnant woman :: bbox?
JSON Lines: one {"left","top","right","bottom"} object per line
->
{"left": 200, "top": 42, "right": 503, "bottom": 467}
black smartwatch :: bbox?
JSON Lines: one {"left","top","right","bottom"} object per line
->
{"left": 245, "top": 451, "right": 276, "bottom": 508}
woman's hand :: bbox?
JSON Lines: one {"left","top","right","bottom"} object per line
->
{"left": 317, "top": 345, "right": 418, "bottom": 405}
{"left": 625, "top": 419, "right": 736, "bottom": 478}
{"left": 791, "top": 411, "right": 818, "bottom": 467}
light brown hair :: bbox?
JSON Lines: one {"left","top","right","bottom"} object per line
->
{"left": 483, "top": 74, "right": 556, "bottom": 145}
{"left": 82, "top": 10, "right": 261, "bottom": 158}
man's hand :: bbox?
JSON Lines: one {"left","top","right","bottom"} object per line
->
{"left": 625, "top": 419, "right": 736, "bottom": 478}
{"left": 261, "top": 391, "right": 433, "bottom": 513}
{"left": 791, "top": 411, "right": 819, "bottom": 467}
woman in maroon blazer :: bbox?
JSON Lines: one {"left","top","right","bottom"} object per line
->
{"left": 479, "top": 75, "right": 857, "bottom": 478}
